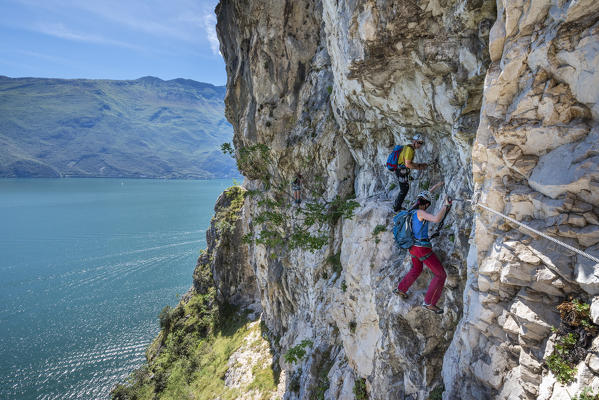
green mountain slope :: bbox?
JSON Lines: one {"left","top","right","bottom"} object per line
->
{"left": 0, "top": 76, "right": 238, "bottom": 179}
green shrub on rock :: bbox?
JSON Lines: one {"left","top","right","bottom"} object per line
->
{"left": 571, "top": 388, "right": 599, "bottom": 400}
{"left": 353, "top": 377, "right": 368, "bottom": 400}
{"left": 544, "top": 298, "right": 599, "bottom": 386}
{"left": 222, "top": 144, "right": 360, "bottom": 254}
{"left": 284, "top": 340, "right": 313, "bottom": 364}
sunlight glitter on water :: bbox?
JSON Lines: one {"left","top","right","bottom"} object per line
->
{"left": 0, "top": 178, "right": 232, "bottom": 400}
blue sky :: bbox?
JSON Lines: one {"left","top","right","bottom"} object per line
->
{"left": 0, "top": 0, "right": 226, "bottom": 85}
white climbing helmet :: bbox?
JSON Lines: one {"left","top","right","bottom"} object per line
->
{"left": 412, "top": 133, "right": 424, "bottom": 142}
{"left": 417, "top": 190, "right": 432, "bottom": 203}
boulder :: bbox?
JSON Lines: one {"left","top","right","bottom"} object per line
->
{"left": 509, "top": 297, "right": 560, "bottom": 342}
{"left": 574, "top": 244, "right": 599, "bottom": 295}
{"left": 529, "top": 130, "right": 599, "bottom": 204}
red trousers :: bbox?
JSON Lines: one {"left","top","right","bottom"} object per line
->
{"left": 397, "top": 246, "right": 446, "bottom": 306}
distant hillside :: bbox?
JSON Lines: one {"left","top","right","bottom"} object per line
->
{"left": 0, "top": 76, "right": 238, "bottom": 179}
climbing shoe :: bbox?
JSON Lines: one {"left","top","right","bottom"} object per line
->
{"left": 423, "top": 304, "right": 443, "bottom": 314}
{"left": 393, "top": 288, "right": 408, "bottom": 299}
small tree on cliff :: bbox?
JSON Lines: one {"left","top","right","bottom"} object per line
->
{"left": 221, "top": 142, "right": 359, "bottom": 254}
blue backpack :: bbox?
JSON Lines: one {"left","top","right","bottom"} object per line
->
{"left": 392, "top": 210, "right": 427, "bottom": 249}
{"left": 386, "top": 145, "right": 407, "bottom": 171}
{"left": 392, "top": 210, "right": 415, "bottom": 249}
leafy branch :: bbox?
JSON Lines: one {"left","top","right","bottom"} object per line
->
{"left": 221, "top": 143, "right": 359, "bottom": 253}
{"left": 284, "top": 340, "right": 313, "bottom": 364}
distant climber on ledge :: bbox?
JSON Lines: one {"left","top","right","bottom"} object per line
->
{"left": 386, "top": 133, "right": 429, "bottom": 212}
{"left": 292, "top": 174, "right": 302, "bottom": 205}
{"left": 394, "top": 190, "right": 451, "bottom": 314}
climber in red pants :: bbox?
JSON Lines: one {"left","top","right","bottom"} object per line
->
{"left": 394, "top": 190, "right": 451, "bottom": 314}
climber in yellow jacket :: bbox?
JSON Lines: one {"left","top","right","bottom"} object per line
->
{"left": 393, "top": 133, "right": 429, "bottom": 212}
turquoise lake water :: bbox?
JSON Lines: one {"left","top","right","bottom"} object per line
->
{"left": 0, "top": 178, "right": 233, "bottom": 400}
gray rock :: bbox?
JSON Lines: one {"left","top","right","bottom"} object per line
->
{"left": 576, "top": 246, "right": 599, "bottom": 295}
{"left": 210, "top": 0, "right": 599, "bottom": 398}
{"left": 529, "top": 130, "right": 599, "bottom": 203}
{"left": 588, "top": 353, "right": 599, "bottom": 374}
{"left": 592, "top": 297, "right": 599, "bottom": 325}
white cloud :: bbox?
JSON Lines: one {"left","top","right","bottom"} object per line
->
{"left": 34, "top": 22, "right": 142, "bottom": 50}
{"left": 202, "top": 12, "right": 220, "bottom": 55}
{"left": 50, "top": 0, "right": 220, "bottom": 44}
{"left": 2, "top": 0, "right": 223, "bottom": 58}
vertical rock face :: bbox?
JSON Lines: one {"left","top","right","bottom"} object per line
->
{"left": 215, "top": 0, "right": 599, "bottom": 399}
{"left": 194, "top": 186, "right": 259, "bottom": 308}
{"left": 444, "top": 2, "right": 599, "bottom": 399}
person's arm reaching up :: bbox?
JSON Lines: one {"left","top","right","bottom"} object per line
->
{"left": 430, "top": 181, "right": 443, "bottom": 192}
{"left": 405, "top": 158, "right": 428, "bottom": 170}
{"left": 417, "top": 197, "right": 451, "bottom": 223}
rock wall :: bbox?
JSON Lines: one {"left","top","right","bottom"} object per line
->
{"left": 194, "top": 185, "right": 259, "bottom": 308}
{"left": 444, "top": 1, "right": 599, "bottom": 399}
{"left": 214, "top": 0, "right": 599, "bottom": 399}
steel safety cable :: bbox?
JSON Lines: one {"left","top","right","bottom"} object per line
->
{"left": 472, "top": 201, "right": 599, "bottom": 264}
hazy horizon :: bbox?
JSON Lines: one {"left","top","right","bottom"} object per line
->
{"left": 0, "top": 74, "right": 226, "bottom": 85}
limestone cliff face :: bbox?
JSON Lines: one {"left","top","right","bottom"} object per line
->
{"left": 214, "top": 0, "right": 599, "bottom": 399}
{"left": 445, "top": 2, "right": 599, "bottom": 399}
